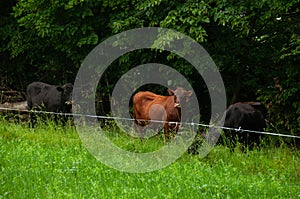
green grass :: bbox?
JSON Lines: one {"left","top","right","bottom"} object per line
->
{"left": 0, "top": 120, "right": 299, "bottom": 198}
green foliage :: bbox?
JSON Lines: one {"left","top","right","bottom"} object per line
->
{"left": 160, "top": 1, "right": 210, "bottom": 42}
{"left": 0, "top": 0, "right": 299, "bottom": 133}
{"left": 258, "top": 31, "right": 300, "bottom": 135}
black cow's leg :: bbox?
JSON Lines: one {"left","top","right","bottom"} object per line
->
{"left": 29, "top": 111, "right": 36, "bottom": 128}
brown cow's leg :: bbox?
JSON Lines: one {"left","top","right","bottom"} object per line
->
{"left": 175, "top": 122, "right": 180, "bottom": 133}
{"left": 169, "top": 122, "right": 180, "bottom": 142}
{"left": 163, "top": 123, "right": 169, "bottom": 142}
{"left": 138, "top": 124, "right": 143, "bottom": 141}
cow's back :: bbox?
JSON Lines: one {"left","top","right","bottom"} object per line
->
{"left": 26, "top": 82, "right": 62, "bottom": 112}
{"left": 133, "top": 91, "right": 180, "bottom": 124}
{"left": 133, "top": 91, "right": 163, "bottom": 119}
{"left": 27, "top": 82, "right": 46, "bottom": 109}
{"left": 225, "top": 103, "right": 266, "bottom": 131}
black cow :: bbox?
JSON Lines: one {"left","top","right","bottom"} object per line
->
{"left": 222, "top": 102, "right": 267, "bottom": 150}
{"left": 26, "top": 82, "right": 73, "bottom": 126}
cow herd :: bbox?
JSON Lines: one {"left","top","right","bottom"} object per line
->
{"left": 25, "top": 81, "right": 268, "bottom": 150}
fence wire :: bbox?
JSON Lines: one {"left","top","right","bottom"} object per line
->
{"left": 0, "top": 106, "right": 300, "bottom": 139}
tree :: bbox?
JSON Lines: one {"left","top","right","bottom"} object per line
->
{"left": 0, "top": 0, "right": 299, "bottom": 135}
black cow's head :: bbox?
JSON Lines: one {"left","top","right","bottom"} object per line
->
{"left": 57, "top": 83, "right": 73, "bottom": 112}
{"left": 248, "top": 102, "right": 267, "bottom": 119}
{"left": 167, "top": 87, "right": 193, "bottom": 108}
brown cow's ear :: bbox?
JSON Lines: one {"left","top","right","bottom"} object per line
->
{"left": 186, "top": 90, "right": 193, "bottom": 96}
{"left": 56, "top": 86, "right": 64, "bottom": 92}
{"left": 167, "top": 88, "right": 174, "bottom": 95}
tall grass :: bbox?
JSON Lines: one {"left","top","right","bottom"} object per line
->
{"left": 0, "top": 120, "right": 299, "bottom": 198}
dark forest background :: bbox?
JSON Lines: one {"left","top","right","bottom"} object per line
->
{"left": 0, "top": 0, "right": 299, "bottom": 135}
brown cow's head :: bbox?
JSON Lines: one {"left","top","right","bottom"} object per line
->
{"left": 167, "top": 87, "right": 193, "bottom": 108}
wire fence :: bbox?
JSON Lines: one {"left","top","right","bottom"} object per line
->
{"left": 0, "top": 106, "right": 300, "bottom": 139}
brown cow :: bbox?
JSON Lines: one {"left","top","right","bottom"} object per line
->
{"left": 132, "top": 87, "right": 193, "bottom": 140}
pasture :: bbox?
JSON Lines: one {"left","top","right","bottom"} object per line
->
{"left": 0, "top": 120, "right": 299, "bottom": 198}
